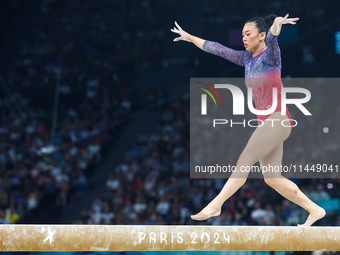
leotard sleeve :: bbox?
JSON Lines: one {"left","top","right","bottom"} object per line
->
{"left": 264, "top": 29, "right": 281, "bottom": 66}
{"left": 202, "top": 40, "right": 248, "bottom": 67}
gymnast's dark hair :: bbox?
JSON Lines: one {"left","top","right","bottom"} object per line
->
{"left": 246, "top": 14, "right": 277, "bottom": 38}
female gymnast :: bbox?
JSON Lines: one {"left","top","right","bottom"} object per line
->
{"left": 171, "top": 14, "right": 326, "bottom": 226}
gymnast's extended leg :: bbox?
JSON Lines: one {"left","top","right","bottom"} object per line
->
{"left": 260, "top": 143, "right": 326, "bottom": 226}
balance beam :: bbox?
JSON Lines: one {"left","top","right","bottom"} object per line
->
{"left": 0, "top": 225, "right": 339, "bottom": 251}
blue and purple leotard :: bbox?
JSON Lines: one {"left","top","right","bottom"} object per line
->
{"left": 202, "top": 29, "right": 293, "bottom": 128}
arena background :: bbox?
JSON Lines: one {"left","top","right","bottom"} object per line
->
{"left": 0, "top": 0, "right": 340, "bottom": 254}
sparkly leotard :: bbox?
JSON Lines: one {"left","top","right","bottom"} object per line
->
{"left": 202, "top": 29, "right": 293, "bottom": 128}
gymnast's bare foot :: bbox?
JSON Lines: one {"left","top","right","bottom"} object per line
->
{"left": 298, "top": 207, "right": 326, "bottom": 227}
{"left": 191, "top": 205, "right": 221, "bottom": 221}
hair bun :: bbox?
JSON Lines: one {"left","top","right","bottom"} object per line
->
{"left": 246, "top": 13, "right": 277, "bottom": 36}
{"left": 264, "top": 14, "right": 277, "bottom": 26}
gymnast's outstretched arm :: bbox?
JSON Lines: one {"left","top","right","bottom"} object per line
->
{"left": 265, "top": 14, "right": 299, "bottom": 66}
{"left": 171, "top": 21, "right": 248, "bottom": 67}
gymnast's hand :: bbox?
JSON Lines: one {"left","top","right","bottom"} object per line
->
{"left": 171, "top": 21, "right": 192, "bottom": 42}
{"left": 272, "top": 14, "right": 299, "bottom": 35}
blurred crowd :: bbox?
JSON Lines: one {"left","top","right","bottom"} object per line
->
{"left": 1, "top": 0, "right": 338, "bottom": 92}
{"left": 0, "top": 0, "right": 146, "bottom": 223}
{"left": 2, "top": 0, "right": 179, "bottom": 93}
{"left": 0, "top": 83, "right": 132, "bottom": 223}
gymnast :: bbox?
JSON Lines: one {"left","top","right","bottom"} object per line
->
{"left": 171, "top": 14, "right": 326, "bottom": 226}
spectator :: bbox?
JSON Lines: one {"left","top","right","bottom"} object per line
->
{"left": 311, "top": 184, "right": 331, "bottom": 201}
{"left": 101, "top": 204, "right": 115, "bottom": 224}
{"left": 6, "top": 206, "right": 20, "bottom": 224}
{"left": 251, "top": 201, "right": 266, "bottom": 224}
{"left": 263, "top": 205, "right": 277, "bottom": 225}
{"left": 0, "top": 210, "right": 10, "bottom": 224}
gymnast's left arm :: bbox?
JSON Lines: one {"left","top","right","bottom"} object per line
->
{"left": 265, "top": 14, "right": 300, "bottom": 65}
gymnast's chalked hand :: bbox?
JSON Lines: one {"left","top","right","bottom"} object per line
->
{"left": 171, "top": 21, "right": 191, "bottom": 42}
{"left": 277, "top": 14, "right": 299, "bottom": 33}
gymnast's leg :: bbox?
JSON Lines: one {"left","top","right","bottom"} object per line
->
{"left": 260, "top": 143, "right": 326, "bottom": 226}
{"left": 191, "top": 112, "right": 292, "bottom": 220}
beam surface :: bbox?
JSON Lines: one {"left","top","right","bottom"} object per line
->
{"left": 0, "top": 225, "right": 339, "bottom": 251}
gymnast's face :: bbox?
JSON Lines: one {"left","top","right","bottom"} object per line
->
{"left": 242, "top": 22, "right": 266, "bottom": 53}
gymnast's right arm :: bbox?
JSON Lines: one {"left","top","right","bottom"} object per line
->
{"left": 171, "top": 21, "right": 247, "bottom": 67}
